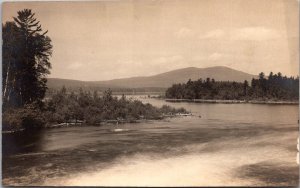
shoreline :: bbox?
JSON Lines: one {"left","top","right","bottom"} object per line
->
{"left": 44, "top": 113, "right": 194, "bottom": 129}
{"left": 2, "top": 113, "right": 194, "bottom": 133}
{"left": 165, "top": 99, "right": 299, "bottom": 105}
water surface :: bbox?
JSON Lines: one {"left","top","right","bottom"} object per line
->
{"left": 2, "top": 97, "right": 299, "bottom": 186}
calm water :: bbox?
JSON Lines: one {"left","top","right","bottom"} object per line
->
{"left": 2, "top": 97, "right": 299, "bottom": 186}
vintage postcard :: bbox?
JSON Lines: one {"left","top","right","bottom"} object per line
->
{"left": 2, "top": 0, "right": 299, "bottom": 186}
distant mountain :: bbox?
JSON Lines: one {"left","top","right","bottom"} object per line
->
{"left": 47, "top": 66, "right": 256, "bottom": 90}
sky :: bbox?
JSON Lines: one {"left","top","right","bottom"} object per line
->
{"left": 3, "top": 0, "right": 299, "bottom": 81}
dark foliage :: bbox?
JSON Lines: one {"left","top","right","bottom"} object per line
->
{"left": 3, "top": 103, "right": 45, "bottom": 131}
{"left": 166, "top": 72, "right": 299, "bottom": 101}
{"left": 43, "top": 87, "right": 187, "bottom": 125}
{"left": 2, "top": 9, "right": 52, "bottom": 108}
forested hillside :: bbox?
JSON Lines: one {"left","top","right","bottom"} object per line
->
{"left": 166, "top": 72, "right": 299, "bottom": 101}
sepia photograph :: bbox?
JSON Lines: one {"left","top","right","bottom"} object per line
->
{"left": 2, "top": 0, "right": 299, "bottom": 186}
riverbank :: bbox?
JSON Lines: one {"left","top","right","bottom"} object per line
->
{"left": 44, "top": 118, "right": 152, "bottom": 129}
{"left": 3, "top": 112, "right": 194, "bottom": 132}
{"left": 165, "top": 99, "right": 299, "bottom": 105}
{"left": 44, "top": 112, "right": 194, "bottom": 129}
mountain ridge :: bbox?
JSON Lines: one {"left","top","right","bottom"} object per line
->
{"left": 47, "top": 66, "right": 257, "bottom": 89}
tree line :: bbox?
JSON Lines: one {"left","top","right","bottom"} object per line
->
{"left": 165, "top": 72, "right": 299, "bottom": 101}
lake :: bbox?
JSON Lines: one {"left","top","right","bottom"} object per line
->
{"left": 2, "top": 97, "right": 299, "bottom": 186}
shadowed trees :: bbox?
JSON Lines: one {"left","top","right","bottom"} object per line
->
{"left": 3, "top": 9, "right": 53, "bottom": 130}
{"left": 166, "top": 72, "right": 299, "bottom": 101}
{"left": 3, "top": 22, "right": 22, "bottom": 107}
{"left": 3, "top": 9, "right": 53, "bottom": 108}
{"left": 43, "top": 87, "right": 187, "bottom": 125}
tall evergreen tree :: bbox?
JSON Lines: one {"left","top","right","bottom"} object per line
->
{"left": 243, "top": 80, "right": 249, "bottom": 96}
{"left": 3, "top": 9, "right": 53, "bottom": 108}
{"left": 3, "top": 22, "right": 22, "bottom": 107}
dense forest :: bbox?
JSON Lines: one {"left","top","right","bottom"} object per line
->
{"left": 2, "top": 9, "right": 186, "bottom": 131}
{"left": 166, "top": 72, "right": 299, "bottom": 101}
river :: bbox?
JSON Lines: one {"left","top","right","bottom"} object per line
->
{"left": 2, "top": 97, "right": 299, "bottom": 186}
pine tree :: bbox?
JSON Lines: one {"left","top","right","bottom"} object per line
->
{"left": 2, "top": 22, "right": 22, "bottom": 107}
{"left": 3, "top": 9, "right": 53, "bottom": 108}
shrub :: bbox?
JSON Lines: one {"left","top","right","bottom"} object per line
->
{"left": 2, "top": 104, "right": 45, "bottom": 131}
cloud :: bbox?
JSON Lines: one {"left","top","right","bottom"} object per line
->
{"left": 209, "top": 53, "right": 224, "bottom": 61}
{"left": 230, "top": 27, "right": 282, "bottom": 41}
{"left": 199, "top": 27, "right": 282, "bottom": 41}
{"left": 67, "top": 62, "right": 83, "bottom": 70}
{"left": 153, "top": 55, "right": 184, "bottom": 64}
{"left": 192, "top": 53, "right": 227, "bottom": 62}
{"left": 174, "top": 27, "right": 194, "bottom": 38}
{"left": 192, "top": 53, "right": 228, "bottom": 62}
{"left": 199, "top": 29, "right": 225, "bottom": 39}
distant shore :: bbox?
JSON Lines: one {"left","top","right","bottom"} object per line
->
{"left": 165, "top": 99, "right": 299, "bottom": 105}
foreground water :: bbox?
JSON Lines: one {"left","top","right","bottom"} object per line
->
{"left": 2, "top": 97, "right": 299, "bottom": 186}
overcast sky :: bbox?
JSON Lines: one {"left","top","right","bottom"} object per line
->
{"left": 3, "top": 0, "right": 299, "bottom": 81}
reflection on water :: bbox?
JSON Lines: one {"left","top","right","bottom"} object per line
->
{"left": 3, "top": 130, "right": 44, "bottom": 155}
{"left": 2, "top": 97, "right": 299, "bottom": 186}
